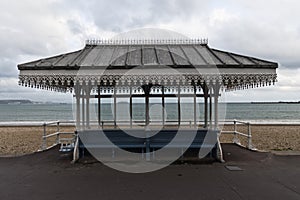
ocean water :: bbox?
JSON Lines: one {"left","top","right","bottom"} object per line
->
{"left": 1, "top": 103, "right": 300, "bottom": 123}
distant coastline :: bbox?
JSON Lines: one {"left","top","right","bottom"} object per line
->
{"left": 0, "top": 100, "right": 33, "bottom": 105}
{"left": 2, "top": 99, "right": 300, "bottom": 105}
{"left": 0, "top": 100, "right": 66, "bottom": 105}
{"left": 251, "top": 101, "right": 300, "bottom": 104}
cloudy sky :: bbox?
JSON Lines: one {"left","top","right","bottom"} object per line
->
{"left": 0, "top": 0, "right": 299, "bottom": 103}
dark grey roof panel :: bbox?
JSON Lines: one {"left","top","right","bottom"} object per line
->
{"left": 18, "top": 44, "right": 278, "bottom": 70}
{"left": 39, "top": 56, "right": 63, "bottom": 67}
{"left": 94, "top": 46, "right": 115, "bottom": 66}
{"left": 201, "top": 47, "right": 223, "bottom": 65}
{"left": 68, "top": 48, "right": 89, "bottom": 66}
{"left": 127, "top": 46, "right": 142, "bottom": 66}
{"left": 143, "top": 48, "right": 158, "bottom": 65}
{"left": 81, "top": 46, "right": 103, "bottom": 66}
{"left": 181, "top": 46, "right": 206, "bottom": 66}
{"left": 110, "top": 46, "right": 128, "bottom": 66}
{"left": 155, "top": 46, "right": 173, "bottom": 65}
{"left": 168, "top": 46, "right": 190, "bottom": 65}
{"left": 231, "top": 54, "right": 255, "bottom": 65}
{"left": 211, "top": 48, "right": 277, "bottom": 66}
{"left": 56, "top": 51, "right": 81, "bottom": 66}
{"left": 250, "top": 57, "right": 275, "bottom": 66}
{"left": 194, "top": 46, "right": 217, "bottom": 65}
{"left": 212, "top": 50, "right": 239, "bottom": 65}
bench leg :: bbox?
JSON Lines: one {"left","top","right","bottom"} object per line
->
{"left": 216, "top": 139, "right": 225, "bottom": 162}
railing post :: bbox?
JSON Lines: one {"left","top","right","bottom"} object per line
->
{"left": 42, "top": 123, "right": 47, "bottom": 150}
{"left": 72, "top": 130, "right": 79, "bottom": 164}
{"left": 233, "top": 120, "right": 239, "bottom": 144}
{"left": 247, "top": 122, "right": 252, "bottom": 149}
{"left": 56, "top": 121, "right": 60, "bottom": 145}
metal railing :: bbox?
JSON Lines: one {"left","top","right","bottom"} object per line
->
{"left": 80, "top": 120, "right": 209, "bottom": 129}
{"left": 41, "top": 121, "right": 75, "bottom": 151}
{"left": 221, "top": 120, "right": 253, "bottom": 150}
{"left": 39, "top": 119, "right": 253, "bottom": 151}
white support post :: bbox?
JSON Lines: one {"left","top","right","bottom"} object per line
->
{"left": 42, "top": 123, "right": 47, "bottom": 150}
{"left": 98, "top": 86, "right": 101, "bottom": 128}
{"left": 233, "top": 120, "right": 239, "bottom": 144}
{"left": 130, "top": 87, "right": 133, "bottom": 128}
{"left": 114, "top": 86, "right": 117, "bottom": 129}
{"left": 86, "top": 83, "right": 91, "bottom": 129}
{"left": 193, "top": 85, "right": 197, "bottom": 128}
{"left": 248, "top": 122, "right": 252, "bottom": 149}
{"left": 56, "top": 121, "right": 60, "bottom": 144}
{"left": 209, "top": 86, "right": 213, "bottom": 129}
{"left": 81, "top": 88, "right": 85, "bottom": 129}
{"left": 75, "top": 84, "right": 81, "bottom": 129}
{"left": 178, "top": 85, "right": 181, "bottom": 127}
{"left": 203, "top": 85, "right": 209, "bottom": 128}
{"left": 214, "top": 84, "right": 220, "bottom": 130}
{"left": 162, "top": 86, "right": 165, "bottom": 127}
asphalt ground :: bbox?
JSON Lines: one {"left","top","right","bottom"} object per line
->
{"left": 1, "top": 144, "right": 300, "bottom": 200}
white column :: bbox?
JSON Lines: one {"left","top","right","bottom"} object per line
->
{"left": 75, "top": 84, "right": 81, "bottom": 129}
{"left": 214, "top": 84, "right": 220, "bottom": 130}
{"left": 130, "top": 86, "right": 133, "bottom": 128}
{"left": 203, "top": 85, "right": 209, "bottom": 128}
{"left": 193, "top": 85, "right": 197, "bottom": 128}
{"left": 98, "top": 86, "right": 101, "bottom": 127}
{"left": 177, "top": 85, "right": 181, "bottom": 127}
{"left": 162, "top": 86, "right": 165, "bottom": 127}
{"left": 209, "top": 86, "right": 213, "bottom": 129}
{"left": 85, "top": 83, "right": 91, "bottom": 129}
{"left": 114, "top": 86, "right": 117, "bottom": 129}
{"left": 81, "top": 85, "right": 85, "bottom": 129}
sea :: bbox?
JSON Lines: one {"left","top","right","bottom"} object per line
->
{"left": 1, "top": 103, "right": 300, "bottom": 125}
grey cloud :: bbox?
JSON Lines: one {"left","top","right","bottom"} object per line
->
{"left": 60, "top": 0, "right": 210, "bottom": 33}
{"left": 204, "top": 3, "right": 300, "bottom": 68}
{"left": 0, "top": 59, "right": 18, "bottom": 78}
{"left": 0, "top": 0, "right": 300, "bottom": 102}
{"left": 67, "top": 19, "right": 84, "bottom": 35}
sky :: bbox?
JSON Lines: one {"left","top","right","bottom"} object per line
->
{"left": 0, "top": 0, "right": 299, "bottom": 103}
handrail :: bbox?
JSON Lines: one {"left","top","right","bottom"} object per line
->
{"left": 221, "top": 120, "right": 253, "bottom": 150}
{"left": 39, "top": 119, "right": 253, "bottom": 151}
{"left": 40, "top": 121, "right": 75, "bottom": 151}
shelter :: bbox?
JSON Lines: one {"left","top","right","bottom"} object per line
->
{"left": 18, "top": 38, "right": 278, "bottom": 161}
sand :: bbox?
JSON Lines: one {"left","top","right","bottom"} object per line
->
{"left": 0, "top": 126, "right": 75, "bottom": 156}
{"left": 220, "top": 125, "right": 300, "bottom": 152}
{"left": 0, "top": 125, "right": 300, "bottom": 156}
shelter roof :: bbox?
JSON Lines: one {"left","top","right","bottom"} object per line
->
{"left": 18, "top": 41, "right": 277, "bottom": 70}
{"left": 17, "top": 39, "right": 278, "bottom": 92}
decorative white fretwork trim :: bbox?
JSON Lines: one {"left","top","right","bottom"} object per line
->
{"left": 18, "top": 72, "right": 277, "bottom": 93}
{"left": 85, "top": 38, "right": 209, "bottom": 46}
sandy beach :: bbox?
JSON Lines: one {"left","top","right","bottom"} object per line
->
{"left": 1, "top": 124, "right": 300, "bottom": 156}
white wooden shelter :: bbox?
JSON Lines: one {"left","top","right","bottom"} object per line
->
{"left": 18, "top": 38, "right": 278, "bottom": 161}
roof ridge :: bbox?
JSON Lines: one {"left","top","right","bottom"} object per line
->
{"left": 86, "top": 38, "right": 208, "bottom": 46}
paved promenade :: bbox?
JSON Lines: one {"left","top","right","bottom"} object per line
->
{"left": 1, "top": 144, "right": 300, "bottom": 200}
